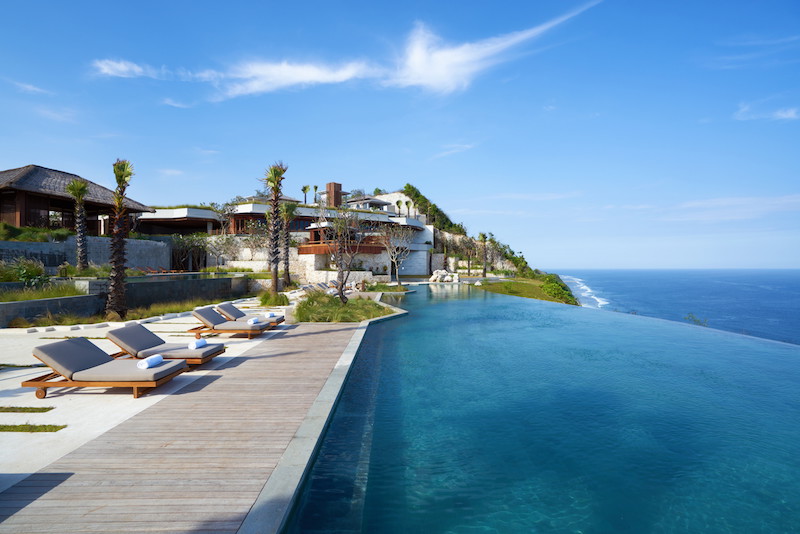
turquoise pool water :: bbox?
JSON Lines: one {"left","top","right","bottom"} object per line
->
{"left": 284, "top": 285, "right": 800, "bottom": 533}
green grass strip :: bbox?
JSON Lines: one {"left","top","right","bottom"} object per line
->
{"left": 0, "top": 424, "right": 66, "bottom": 432}
{"left": 0, "top": 406, "right": 54, "bottom": 413}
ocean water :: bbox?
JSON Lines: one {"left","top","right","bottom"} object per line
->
{"left": 561, "top": 270, "right": 800, "bottom": 345}
{"left": 283, "top": 285, "right": 800, "bottom": 533}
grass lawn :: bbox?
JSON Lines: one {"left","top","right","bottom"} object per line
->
{"left": 478, "top": 278, "right": 578, "bottom": 305}
{"left": 295, "top": 292, "right": 393, "bottom": 322}
{"left": 0, "top": 424, "right": 66, "bottom": 432}
{"left": 0, "top": 406, "right": 54, "bottom": 413}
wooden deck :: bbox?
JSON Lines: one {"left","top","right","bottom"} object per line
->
{"left": 0, "top": 323, "right": 361, "bottom": 533}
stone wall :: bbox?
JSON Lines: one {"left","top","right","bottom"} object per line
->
{"left": 0, "top": 237, "right": 170, "bottom": 273}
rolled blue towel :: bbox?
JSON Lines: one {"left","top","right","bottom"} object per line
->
{"left": 265, "top": 312, "right": 275, "bottom": 318}
{"left": 137, "top": 354, "right": 163, "bottom": 369}
{"left": 247, "top": 317, "right": 260, "bottom": 325}
{"left": 188, "top": 339, "right": 207, "bottom": 350}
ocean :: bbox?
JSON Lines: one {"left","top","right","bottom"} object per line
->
{"left": 561, "top": 269, "right": 800, "bottom": 346}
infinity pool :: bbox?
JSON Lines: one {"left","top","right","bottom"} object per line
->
{"left": 284, "top": 285, "right": 800, "bottom": 533}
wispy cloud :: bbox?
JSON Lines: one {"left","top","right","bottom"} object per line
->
{"left": 195, "top": 147, "right": 220, "bottom": 155}
{"left": 432, "top": 143, "right": 476, "bottom": 159}
{"left": 219, "top": 60, "right": 375, "bottom": 98}
{"left": 734, "top": 102, "right": 799, "bottom": 121}
{"left": 162, "top": 97, "right": 191, "bottom": 108}
{"left": 92, "top": 59, "right": 163, "bottom": 78}
{"left": 36, "top": 107, "right": 77, "bottom": 122}
{"left": 8, "top": 80, "right": 52, "bottom": 95}
{"left": 385, "top": 1, "right": 600, "bottom": 93}
{"left": 708, "top": 34, "right": 800, "bottom": 69}
{"left": 664, "top": 194, "right": 800, "bottom": 222}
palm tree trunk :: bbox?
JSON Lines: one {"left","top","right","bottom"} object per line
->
{"left": 106, "top": 211, "right": 128, "bottom": 318}
{"left": 282, "top": 223, "right": 291, "bottom": 287}
{"left": 75, "top": 202, "right": 88, "bottom": 271}
{"left": 269, "top": 202, "right": 281, "bottom": 294}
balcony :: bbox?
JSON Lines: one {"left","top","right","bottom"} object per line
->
{"left": 297, "top": 238, "right": 384, "bottom": 255}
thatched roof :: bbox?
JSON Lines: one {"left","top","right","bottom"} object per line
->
{"left": 0, "top": 165, "right": 153, "bottom": 213}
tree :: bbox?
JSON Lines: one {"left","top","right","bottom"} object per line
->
{"left": 65, "top": 178, "right": 89, "bottom": 271}
{"left": 242, "top": 219, "right": 269, "bottom": 260}
{"left": 171, "top": 233, "right": 208, "bottom": 270}
{"left": 106, "top": 159, "right": 134, "bottom": 319}
{"left": 375, "top": 223, "right": 416, "bottom": 287}
{"left": 373, "top": 187, "right": 386, "bottom": 196}
{"left": 313, "top": 185, "right": 319, "bottom": 204}
{"left": 301, "top": 185, "right": 310, "bottom": 204}
{"left": 478, "top": 232, "right": 488, "bottom": 277}
{"left": 395, "top": 200, "right": 402, "bottom": 216}
{"left": 462, "top": 236, "right": 476, "bottom": 276}
{"left": 207, "top": 234, "right": 239, "bottom": 270}
{"left": 316, "top": 203, "right": 372, "bottom": 303}
{"left": 261, "top": 161, "right": 288, "bottom": 295}
{"left": 279, "top": 202, "right": 298, "bottom": 287}
{"left": 405, "top": 200, "right": 412, "bottom": 217}
{"left": 208, "top": 200, "right": 237, "bottom": 234}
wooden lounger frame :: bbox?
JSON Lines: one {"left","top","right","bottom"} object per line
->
{"left": 187, "top": 324, "right": 270, "bottom": 339}
{"left": 108, "top": 344, "right": 226, "bottom": 367}
{"left": 21, "top": 366, "right": 186, "bottom": 399}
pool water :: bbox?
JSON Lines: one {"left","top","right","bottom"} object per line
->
{"left": 284, "top": 285, "right": 800, "bottom": 533}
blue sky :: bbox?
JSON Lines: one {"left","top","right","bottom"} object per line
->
{"left": 1, "top": 1, "right": 798, "bottom": 269}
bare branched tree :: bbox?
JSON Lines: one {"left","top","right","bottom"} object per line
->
{"left": 375, "top": 223, "right": 416, "bottom": 287}
{"left": 207, "top": 234, "right": 239, "bottom": 270}
{"left": 316, "top": 203, "right": 372, "bottom": 303}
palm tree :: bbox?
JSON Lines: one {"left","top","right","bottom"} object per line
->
{"left": 396, "top": 200, "right": 402, "bottom": 216}
{"left": 106, "top": 159, "right": 134, "bottom": 318}
{"left": 478, "top": 232, "right": 488, "bottom": 278}
{"left": 405, "top": 200, "right": 412, "bottom": 217}
{"left": 313, "top": 185, "right": 319, "bottom": 204}
{"left": 66, "top": 178, "right": 89, "bottom": 271}
{"left": 301, "top": 185, "right": 310, "bottom": 204}
{"left": 279, "top": 202, "right": 298, "bottom": 287}
{"left": 261, "top": 161, "right": 288, "bottom": 295}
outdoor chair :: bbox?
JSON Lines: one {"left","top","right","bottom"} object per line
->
{"left": 189, "top": 307, "right": 271, "bottom": 339}
{"left": 215, "top": 302, "right": 285, "bottom": 326}
{"left": 21, "top": 337, "right": 187, "bottom": 399}
{"left": 107, "top": 323, "right": 225, "bottom": 366}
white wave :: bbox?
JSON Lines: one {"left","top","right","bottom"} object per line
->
{"left": 562, "top": 275, "right": 609, "bottom": 308}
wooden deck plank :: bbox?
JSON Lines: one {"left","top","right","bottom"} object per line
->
{"left": 0, "top": 323, "right": 360, "bottom": 533}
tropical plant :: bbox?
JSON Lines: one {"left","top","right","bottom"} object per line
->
{"left": 462, "top": 236, "right": 476, "bottom": 275}
{"left": 316, "top": 203, "right": 372, "bottom": 303}
{"left": 301, "top": 185, "right": 310, "bottom": 204}
{"left": 105, "top": 159, "right": 134, "bottom": 318}
{"left": 395, "top": 200, "right": 402, "bottom": 216}
{"left": 207, "top": 200, "right": 237, "bottom": 234}
{"left": 242, "top": 219, "right": 269, "bottom": 260}
{"left": 313, "top": 185, "right": 319, "bottom": 204}
{"left": 65, "top": 178, "right": 89, "bottom": 271}
{"left": 405, "top": 200, "right": 412, "bottom": 217}
{"left": 206, "top": 233, "right": 239, "bottom": 270}
{"left": 261, "top": 161, "right": 288, "bottom": 295}
{"left": 279, "top": 202, "right": 298, "bottom": 287}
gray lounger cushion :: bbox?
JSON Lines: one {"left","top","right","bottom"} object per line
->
{"left": 214, "top": 320, "right": 269, "bottom": 332}
{"left": 216, "top": 302, "right": 246, "bottom": 320}
{"left": 107, "top": 324, "right": 163, "bottom": 355}
{"left": 72, "top": 358, "right": 186, "bottom": 382}
{"left": 33, "top": 338, "right": 113, "bottom": 379}
{"left": 139, "top": 342, "right": 224, "bottom": 359}
{"left": 193, "top": 307, "right": 227, "bottom": 327}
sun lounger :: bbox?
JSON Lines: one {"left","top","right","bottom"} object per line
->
{"left": 215, "top": 302, "right": 285, "bottom": 326}
{"left": 107, "top": 323, "right": 225, "bottom": 366}
{"left": 21, "top": 337, "right": 187, "bottom": 399}
{"left": 189, "top": 307, "right": 271, "bottom": 339}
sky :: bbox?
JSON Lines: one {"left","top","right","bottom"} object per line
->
{"left": 1, "top": 0, "right": 798, "bottom": 269}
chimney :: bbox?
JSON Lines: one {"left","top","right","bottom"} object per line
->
{"left": 326, "top": 182, "right": 343, "bottom": 207}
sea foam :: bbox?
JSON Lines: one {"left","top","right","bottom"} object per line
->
{"left": 562, "top": 276, "right": 609, "bottom": 308}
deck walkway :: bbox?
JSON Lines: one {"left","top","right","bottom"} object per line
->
{"left": 0, "top": 322, "right": 361, "bottom": 533}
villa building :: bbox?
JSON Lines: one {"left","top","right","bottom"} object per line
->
{"left": 0, "top": 165, "right": 153, "bottom": 235}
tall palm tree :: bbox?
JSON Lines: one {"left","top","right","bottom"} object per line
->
{"left": 262, "top": 161, "right": 288, "bottom": 295}
{"left": 405, "top": 200, "right": 412, "bottom": 217}
{"left": 313, "top": 185, "right": 319, "bottom": 204}
{"left": 106, "top": 159, "right": 134, "bottom": 318}
{"left": 396, "top": 200, "right": 402, "bottom": 216}
{"left": 66, "top": 178, "right": 89, "bottom": 271}
{"left": 478, "top": 232, "right": 488, "bottom": 278}
{"left": 280, "top": 202, "right": 298, "bottom": 287}
{"left": 301, "top": 185, "right": 310, "bottom": 204}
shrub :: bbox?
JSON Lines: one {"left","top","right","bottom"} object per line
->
{"left": 260, "top": 292, "right": 289, "bottom": 306}
{"left": 365, "top": 283, "right": 407, "bottom": 292}
{"left": 0, "top": 223, "right": 72, "bottom": 242}
{"left": 294, "top": 292, "right": 391, "bottom": 322}
{"left": 0, "top": 284, "right": 84, "bottom": 303}
{"left": 57, "top": 263, "right": 144, "bottom": 278}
